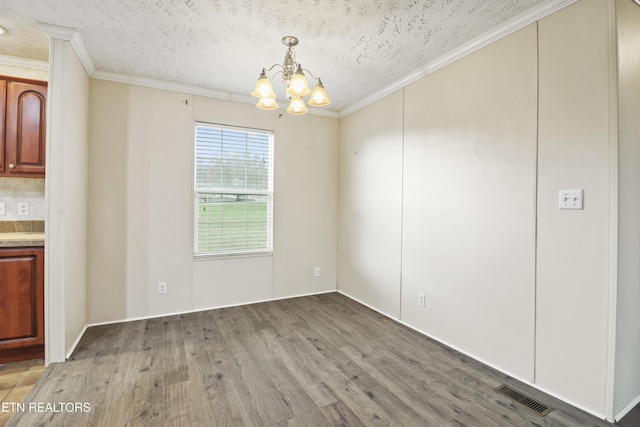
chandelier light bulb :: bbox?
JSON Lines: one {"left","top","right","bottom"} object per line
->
{"left": 256, "top": 96, "right": 279, "bottom": 110}
{"left": 287, "top": 96, "right": 308, "bottom": 115}
{"left": 251, "top": 70, "right": 276, "bottom": 99}
{"left": 308, "top": 79, "right": 331, "bottom": 107}
{"left": 286, "top": 65, "right": 311, "bottom": 97}
{"left": 257, "top": 82, "right": 273, "bottom": 98}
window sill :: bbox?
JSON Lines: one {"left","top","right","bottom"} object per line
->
{"left": 193, "top": 251, "right": 273, "bottom": 261}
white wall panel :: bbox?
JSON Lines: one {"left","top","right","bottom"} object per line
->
{"left": 272, "top": 113, "right": 339, "bottom": 298}
{"left": 46, "top": 39, "right": 90, "bottom": 360}
{"left": 402, "top": 24, "right": 538, "bottom": 380}
{"left": 87, "top": 80, "right": 129, "bottom": 322}
{"left": 192, "top": 256, "right": 273, "bottom": 309}
{"left": 614, "top": 0, "right": 640, "bottom": 417}
{"left": 536, "top": 0, "right": 613, "bottom": 416}
{"left": 338, "top": 90, "right": 403, "bottom": 318}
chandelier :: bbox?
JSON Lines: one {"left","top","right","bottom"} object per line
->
{"left": 251, "top": 36, "right": 331, "bottom": 115}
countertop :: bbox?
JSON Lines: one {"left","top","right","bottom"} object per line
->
{"left": 0, "top": 232, "right": 45, "bottom": 247}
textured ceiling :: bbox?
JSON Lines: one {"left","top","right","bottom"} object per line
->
{"left": 0, "top": 0, "right": 550, "bottom": 112}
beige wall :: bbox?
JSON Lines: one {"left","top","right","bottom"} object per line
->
{"left": 87, "top": 82, "right": 339, "bottom": 323}
{"left": 338, "top": 0, "right": 619, "bottom": 418}
{"left": 614, "top": 0, "right": 640, "bottom": 417}
{"left": 61, "top": 43, "right": 90, "bottom": 356}
{"left": 46, "top": 39, "right": 90, "bottom": 359}
{"left": 86, "top": 80, "right": 129, "bottom": 321}
{"left": 270, "top": 109, "right": 339, "bottom": 299}
{"left": 536, "top": 0, "right": 614, "bottom": 415}
{"left": 402, "top": 22, "right": 537, "bottom": 380}
{"left": 338, "top": 90, "right": 403, "bottom": 318}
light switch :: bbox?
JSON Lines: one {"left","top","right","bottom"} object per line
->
{"left": 559, "top": 189, "right": 583, "bottom": 210}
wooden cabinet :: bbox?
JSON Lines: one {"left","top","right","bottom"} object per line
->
{"left": 0, "top": 76, "right": 47, "bottom": 178}
{"left": 0, "top": 247, "right": 44, "bottom": 363}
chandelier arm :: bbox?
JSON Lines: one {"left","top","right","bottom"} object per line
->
{"left": 271, "top": 70, "right": 285, "bottom": 81}
{"left": 265, "top": 63, "right": 284, "bottom": 73}
{"left": 300, "top": 68, "right": 321, "bottom": 82}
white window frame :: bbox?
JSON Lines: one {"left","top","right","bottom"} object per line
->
{"left": 193, "top": 122, "right": 274, "bottom": 257}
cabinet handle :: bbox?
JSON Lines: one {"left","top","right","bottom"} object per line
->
{"left": 8, "top": 163, "right": 15, "bottom": 169}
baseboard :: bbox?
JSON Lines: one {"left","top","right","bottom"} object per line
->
{"left": 522, "top": 378, "right": 606, "bottom": 421}
{"left": 335, "top": 290, "right": 531, "bottom": 384}
{"left": 66, "top": 290, "right": 335, "bottom": 359}
{"left": 615, "top": 393, "right": 640, "bottom": 422}
{"left": 65, "top": 324, "right": 88, "bottom": 360}
{"left": 83, "top": 290, "right": 336, "bottom": 329}
{"left": 336, "top": 290, "right": 607, "bottom": 422}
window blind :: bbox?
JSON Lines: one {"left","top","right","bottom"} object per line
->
{"left": 194, "top": 123, "right": 273, "bottom": 256}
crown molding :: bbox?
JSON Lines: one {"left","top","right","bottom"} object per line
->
{"left": 69, "top": 31, "right": 95, "bottom": 75}
{"left": 38, "top": 23, "right": 75, "bottom": 40}
{"left": 339, "top": 68, "right": 425, "bottom": 117}
{"left": 0, "top": 53, "right": 48, "bottom": 72}
{"left": 305, "top": 106, "right": 340, "bottom": 119}
{"left": 39, "top": 23, "right": 96, "bottom": 75}
{"left": 338, "top": 0, "right": 579, "bottom": 117}
{"left": 93, "top": 69, "right": 233, "bottom": 99}
{"left": 93, "top": 69, "right": 340, "bottom": 118}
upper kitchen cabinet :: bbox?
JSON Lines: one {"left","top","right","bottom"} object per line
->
{"left": 0, "top": 76, "right": 47, "bottom": 178}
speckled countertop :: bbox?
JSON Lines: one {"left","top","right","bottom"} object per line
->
{"left": 0, "top": 232, "right": 45, "bottom": 247}
{"left": 0, "top": 220, "right": 45, "bottom": 247}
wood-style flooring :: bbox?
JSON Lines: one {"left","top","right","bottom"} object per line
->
{"left": 7, "top": 293, "right": 640, "bottom": 426}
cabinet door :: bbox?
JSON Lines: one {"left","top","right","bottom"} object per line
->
{"left": 0, "top": 79, "right": 6, "bottom": 174}
{"left": 5, "top": 81, "right": 47, "bottom": 177}
{"left": 0, "top": 248, "right": 44, "bottom": 363}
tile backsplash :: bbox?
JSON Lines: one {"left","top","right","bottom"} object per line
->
{"left": 0, "top": 220, "right": 45, "bottom": 233}
{"left": 0, "top": 178, "right": 45, "bottom": 220}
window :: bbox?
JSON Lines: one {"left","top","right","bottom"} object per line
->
{"left": 194, "top": 123, "right": 274, "bottom": 256}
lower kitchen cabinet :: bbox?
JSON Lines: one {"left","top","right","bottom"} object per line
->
{"left": 0, "top": 247, "right": 44, "bottom": 363}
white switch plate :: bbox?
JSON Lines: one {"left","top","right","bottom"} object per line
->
{"left": 0, "top": 202, "right": 5, "bottom": 216}
{"left": 314, "top": 267, "right": 321, "bottom": 277}
{"left": 18, "top": 202, "right": 29, "bottom": 216}
{"left": 559, "top": 189, "right": 583, "bottom": 210}
{"left": 158, "top": 282, "right": 167, "bottom": 295}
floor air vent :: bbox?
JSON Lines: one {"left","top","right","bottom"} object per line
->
{"left": 494, "top": 384, "right": 554, "bottom": 417}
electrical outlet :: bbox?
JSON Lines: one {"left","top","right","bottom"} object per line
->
{"left": 314, "top": 267, "right": 321, "bottom": 277}
{"left": 18, "top": 202, "right": 29, "bottom": 216}
{"left": 418, "top": 293, "right": 425, "bottom": 307}
{"left": 0, "top": 202, "right": 5, "bottom": 216}
{"left": 158, "top": 282, "right": 167, "bottom": 295}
